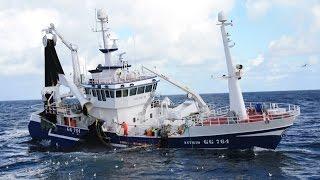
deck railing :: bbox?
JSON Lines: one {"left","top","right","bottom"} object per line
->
{"left": 44, "top": 104, "right": 82, "bottom": 116}
{"left": 85, "top": 75, "right": 156, "bottom": 85}
{"left": 182, "top": 102, "right": 300, "bottom": 127}
{"left": 214, "top": 102, "right": 300, "bottom": 116}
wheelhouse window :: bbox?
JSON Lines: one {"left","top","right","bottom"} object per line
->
{"left": 123, "top": 89, "right": 128, "bottom": 97}
{"left": 85, "top": 88, "right": 90, "bottom": 94}
{"left": 97, "top": 90, "right": 102, "bottom": 101}
{"left": 110, "top": 90, "right": 115, "bottom": 98}
{"left": 153, "top": 83, "right": 157, "bottom": 91}
{"left": 105, "top": 90, "right": 110, "bottom": 98}
{"left": 116, "top": 90, "right": 122, "bottom": 98}
{"left": 101, "top": 90, "right": 106, "bottom": 101}
{"left": 130, "top": 87, "right": 137, "bottom": 96}
{"left": 92, "top": 89, "right": 97, "bottom": 97}
{"left": 145, "top": 85, "right": 152, "bottom": 92}
{"left": 137, "top": 86, "right": 145, "bottom": 94}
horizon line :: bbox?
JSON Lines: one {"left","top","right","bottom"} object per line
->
{"left": 1, "top": 89, "right": 319, "bottom": 102}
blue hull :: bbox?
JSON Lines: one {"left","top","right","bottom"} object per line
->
{"left": 28, "top": 120, "right": 287, "bottom": 149}
{"left": 105, "top": 128, "right": 285, "bottom": 149}
{"left": 28, "top": 120, "right": 89, "bottom": 149}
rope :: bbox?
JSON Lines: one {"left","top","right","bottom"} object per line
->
{"left": 40, "top": 117, "right": 56, "bottom": 131}
{"left": 94, "top": 119, "right": 110, "bottom": 146}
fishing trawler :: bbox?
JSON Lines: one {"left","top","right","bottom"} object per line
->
{"left": 28, "top": 9, "right": 300, "bottom": 150}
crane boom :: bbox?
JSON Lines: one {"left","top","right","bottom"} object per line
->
{"left": 44, "top": 23, "right": 81, "bottom": 87}
{"left": 142, "top": 66, "right": 210, "bottom": 114}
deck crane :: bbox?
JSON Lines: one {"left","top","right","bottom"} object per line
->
{"left": 142, "top": 66, "right": 210, "bottom": 114}
{"left": 43, "top": 24, "right": 93, "bottom": 116}
{"left": 43, "top": 23, "right": 82, "bottom": 87}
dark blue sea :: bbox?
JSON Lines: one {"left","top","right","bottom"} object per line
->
{"left": 0, "top": 90, "right": 319, "bottom": 179}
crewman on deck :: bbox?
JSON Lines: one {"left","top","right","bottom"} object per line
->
{"left": 121, "top": 122, "right": 128, "bottom": 136}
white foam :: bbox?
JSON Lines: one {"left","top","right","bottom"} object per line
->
{"left": 0, "top": 129, "right": 29, "bottom": 141}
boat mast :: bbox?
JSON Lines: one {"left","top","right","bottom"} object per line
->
{"left": 217, "top": 11, "right": 248, "bottom": 120}
{"left": 96, "top": 9, "right": 118, "bottom": 66}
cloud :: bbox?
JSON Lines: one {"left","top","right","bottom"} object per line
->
{"left": 1, "top": 0, "right": 319, "bottom": 100}
{"left": 111, "top": 0, "right": 235, "bottom": 66}
{"left": 244, "top": 0, "right": 320, "bottom": 84}
{"left": 0, "top": 9, "right": 59, "bottom": 53}
{"left": 245, "top": 0, "right": 271, "bottom": 19}
{"left": 245, "top": 0, "right": 305, "bottom": 20}
{"left": 247, "top": 0, "right": 320, "bottom": 85}
{"left": 0, "top": 8, "right": 60, "bottom": 76}
{"left": 267, "top": 2, "right": 320, "bottom": 58}
{"left": 0, "top": 0, "right": 235, "bottom": 78}
{"left": 312, "top": 4, "right": 320, "bottom": 30}
{"left": 250, "top": 54, "right": 264, "bottom": 66}
{"left": 268, "top": 35, "right": 319, "bottom": 57}
{"left": 308, "top": 56, "right": 319, "bottom": 65}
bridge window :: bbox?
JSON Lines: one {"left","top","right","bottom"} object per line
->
{"left": 85, "top": 88, "right": 90, "bottom": 94}
{"left": 137, "top": 86, "right": 145, "bottom": 94}
{"left": 92, "top": 89, "right": 97, "bottom": 97}
{"left": 130, "top": 87, "right": 137, "bottom": 96}
{"left": 123, "top": 89, "right": 128, "bottom": 97}
{"left": 153, "top": 83, "right": 157, "bottom": 91}
{"left": 105, "top": 90, "right": 110, "bottom": 98}
{"left": 101, "top": 90, "right": 106, "bottom": 101}
{"left": 116, "top": 90, "right": 122, "bottom": 98}
{"left": 97, "top": 90, "right": 102, "bottom": 101}
{"left": 145, "top": 85, "right": 152, "bottom": 92}
{"left": 110, "top": 90, "right": 115, "bottom": 98}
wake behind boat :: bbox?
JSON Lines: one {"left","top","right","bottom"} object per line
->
{"left": 28, "top": 9, "right": 300, "bottom": 150}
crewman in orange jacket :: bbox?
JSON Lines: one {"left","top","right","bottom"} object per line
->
{"left": 121, "top": 122, "right": 128, "bottom": 136}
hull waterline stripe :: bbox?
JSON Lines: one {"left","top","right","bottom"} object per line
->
{"left": 192, "top": 125, "right": 291, "bottom": 138}
{"left": 233, "top": 126, "right": 290, "bottom": 136}
{"left": 48, "top": 129, "right": 79, "bottom": 141}
{"left": 237, "top": 129, "right": 284, "bottom": 137}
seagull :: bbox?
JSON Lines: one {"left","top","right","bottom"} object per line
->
{"left": 301, "top": 63, "right": 309, "bottom": 68}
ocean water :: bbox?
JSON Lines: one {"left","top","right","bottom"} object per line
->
{"left": 0, "top": 90, "right": 319, "bottom": 179}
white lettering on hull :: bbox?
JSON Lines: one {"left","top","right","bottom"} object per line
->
{"left": 184, "top": 139, "right": 230, "bottom": 145}
{"left": 66, "top": 127, "right": 81, "bottom": 135}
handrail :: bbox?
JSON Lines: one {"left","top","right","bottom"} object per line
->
{"left": 84, "top": 75, "right": 156, "bottom": 85}
{"left": 181, "top": 102, "right": 300, "bottom": 127}
{"left": 214, "top": 102, "right": 300, "bottom": 116}
{"left": 44, "top": 104, "right": 82, "bottom": 116}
